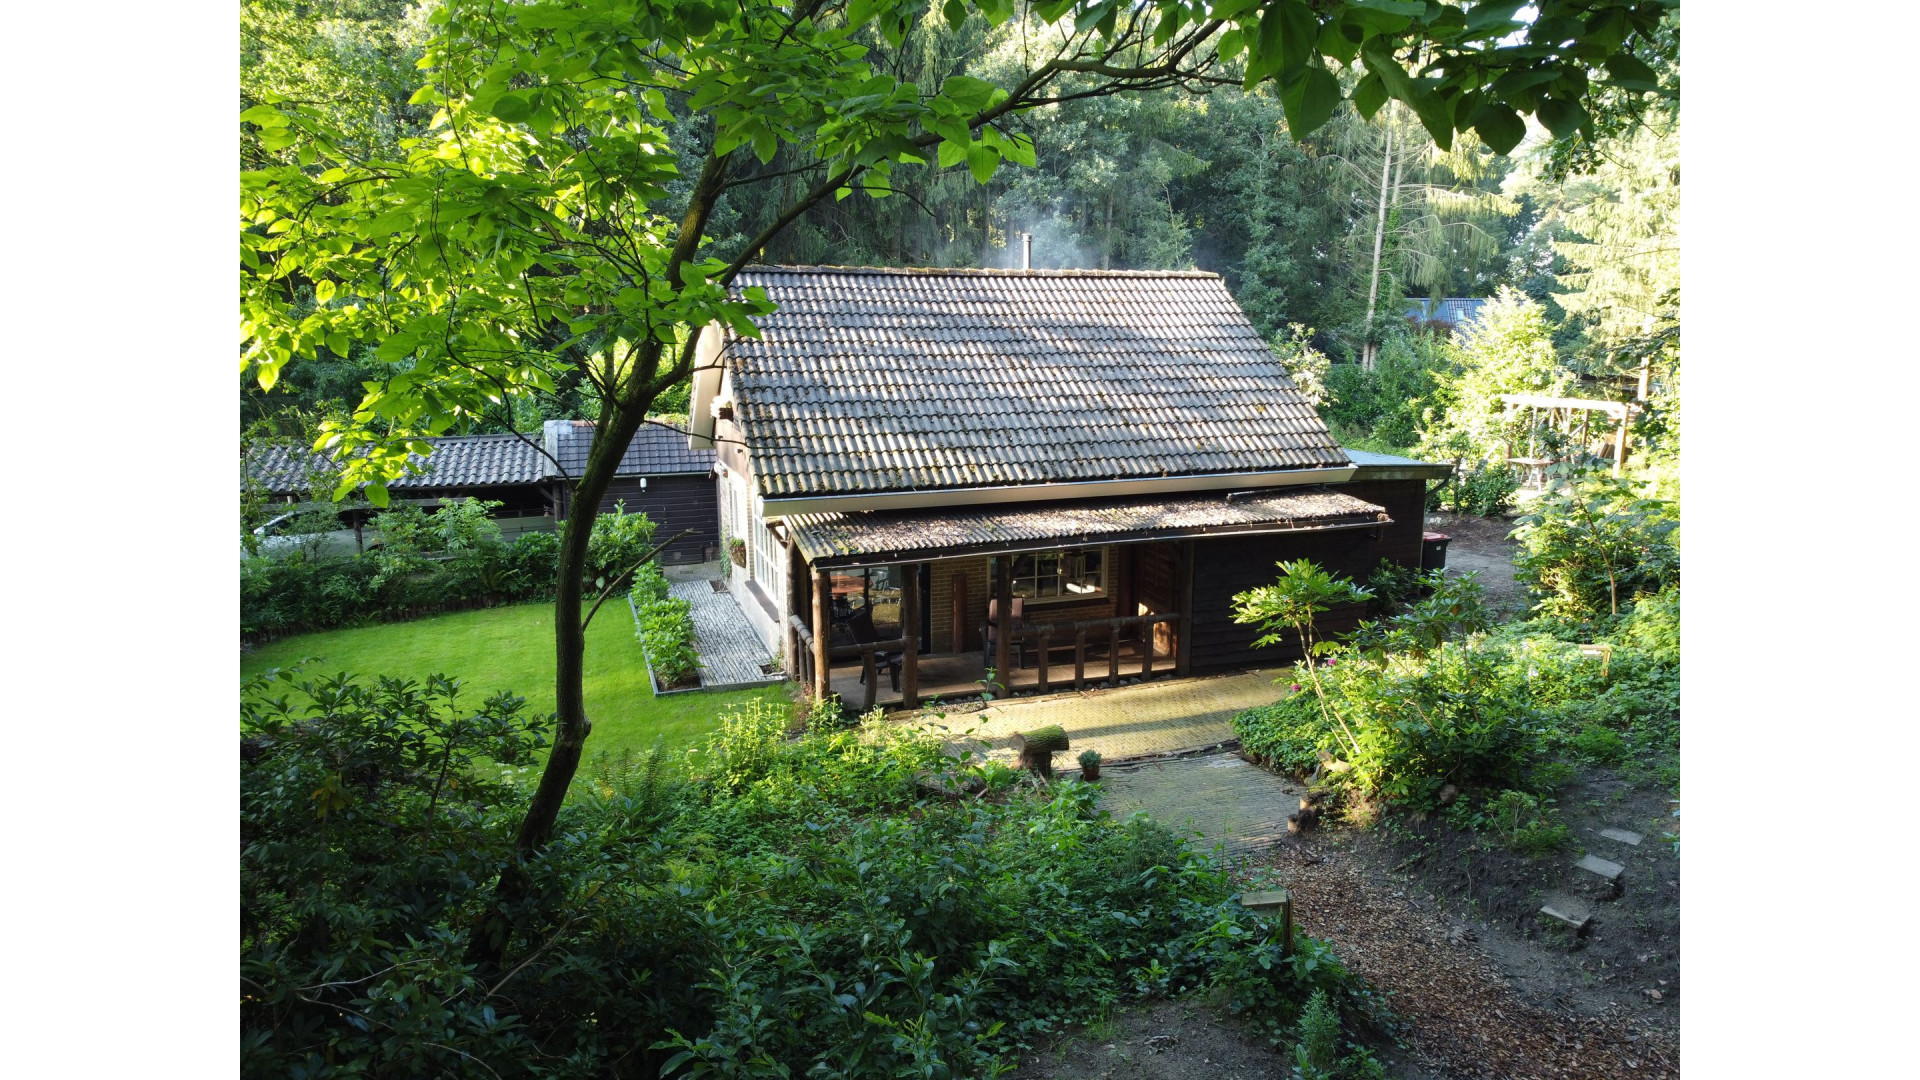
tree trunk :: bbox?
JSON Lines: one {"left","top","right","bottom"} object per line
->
{"left": 1362, "top": 118, "right": 1394, "bottom": 371}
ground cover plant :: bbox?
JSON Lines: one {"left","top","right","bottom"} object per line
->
{"left": 1233, "top": 559, "right": 1679, "bottom": 844}
{"left": 240, "top": 600, "right": 786, "bottom": 756}
{"left": 241, "top": 680, "right": 1379, "bottom": 1078}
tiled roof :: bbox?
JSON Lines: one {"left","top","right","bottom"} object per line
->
{"left": 542, "top": 420, "right": 715, "bottom": 478}
{"left": 245, "top": 433, "right": 547, "bottom": 495}
{"left": 787, "top": 488, "right": 1390, "bottom": 566}
{"left": 726, "top": 266, "right": 1348, "bottom": 499}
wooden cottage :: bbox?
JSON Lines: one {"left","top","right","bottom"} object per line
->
{"left": 688, "top": 265, "right": 1450, "bottom": 709}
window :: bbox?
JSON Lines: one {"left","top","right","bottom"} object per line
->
{"left": 1006, "top": 547, "right": 1107, "bottom": 603}
{"left": 753, "top": 515, "right": 784, "bottom": 600}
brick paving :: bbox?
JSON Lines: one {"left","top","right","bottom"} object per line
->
{"left": 1100, "top": 752, "right": 1307, "bottom": 856}
{"left": 668, "top": 579, "right": 783, "bottom": 689}
{"left": 908, "top": 667, "right": 1285, "bottom": 764}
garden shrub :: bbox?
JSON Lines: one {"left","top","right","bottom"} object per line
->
{"left": 588, "top": 500, "right": 658, "bottom": 586}
{"left": 1350, "top": 570, "right": 1493, "bottom": 656}
{"left": 242, "top": 671, "right": 1373, "bottom": 1079}
{"left": 636, "top": 594, "right": 700, "bottom": 688}
{"left": 1429, "top": 460, "right": 1520, "bottom": 515}
{"left": 1513, "top": 473, "right": 1678, "bottom": 624}
{"left": 239, "top": 501, "right": 655, "bottom": 639}
{"left": 1234, "top": 616, "right": 1679, "bottom": 813}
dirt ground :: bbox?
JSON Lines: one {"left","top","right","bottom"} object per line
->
{"left": 1011, "top": 789, "right": 1678, "bottom": 1080}
{"left": 1424, "top": 510, "right": 1528, "bottom": 617}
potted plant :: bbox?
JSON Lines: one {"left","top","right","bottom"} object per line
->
{"left": 727, "top": 537, "right": 747, "bottom": 567}
{"left": 1077, "top": 749, "right": 1103, "bottom": 782}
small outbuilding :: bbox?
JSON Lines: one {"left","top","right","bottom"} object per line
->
{"left": 244, "top": 422, "right": 719, "bottom": 563}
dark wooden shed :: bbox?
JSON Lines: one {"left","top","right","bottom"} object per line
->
{"left": 543, "top": 420, "right": 718, "bottom": 564}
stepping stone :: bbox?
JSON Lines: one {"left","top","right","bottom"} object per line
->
{"left": 1540, "top": 895, "right": 1593, "bottom": 931}
{"left": 1598, "top": 827, "right": 1645, "bottom": 846}
{"left": 1576, "top": 854, "right": 1625, "bottom": 881}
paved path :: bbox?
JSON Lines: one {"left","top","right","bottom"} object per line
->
{"left": 910, "top": 668, "right": 1285, "bottom": 765}
{"left": 668, "top": 579, "right": 782, "bottom": 689}
{"left": 1100, "top": 752, "right": 1307, "bottom": 857}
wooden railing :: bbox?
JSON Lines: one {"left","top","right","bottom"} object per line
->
{"left": 1015, "top": 612, "right": 1180, "bottom": 693}
{"left": 793, "top": 610, "right": 1179, "bottom": 710}
{"left": 789, "top": 615, "right": 912, "bottom": 713}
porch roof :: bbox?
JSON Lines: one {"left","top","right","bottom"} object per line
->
{"left": 786, "top": 487, "right": 1390, "bottom": 567}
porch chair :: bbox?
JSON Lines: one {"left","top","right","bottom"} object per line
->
{"left": 847, "top": 606, "right": 904, "bottom": 692}
{"left": 980, "top": 597, "right": 1027, "bottom": 669}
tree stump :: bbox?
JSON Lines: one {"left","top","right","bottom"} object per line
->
{"left": 1012, "top": 725, "right": 1070, "bottom": 780}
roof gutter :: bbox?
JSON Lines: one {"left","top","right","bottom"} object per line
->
{"left": 805, "top": 514, "right": 1391, "bottom": 570}
{"left": 760, "top": 465, "right": 1358, "bottom": 520}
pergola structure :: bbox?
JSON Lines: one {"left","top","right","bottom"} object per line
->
{"left": 1498, "top": 393, "right": 1644, "bottom": 484}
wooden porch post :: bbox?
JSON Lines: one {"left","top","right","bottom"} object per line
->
{"left": 994, "top": 554, "right": 1013, "bottom": 692}
{"left": 811, "top": 565, "right": 832, "bottom": 702}
{"left": 1175, "top": 539, "right": 1195, "bottom": 678}
{"left": 900, "top": 562, "right": 920, "bottom": 710}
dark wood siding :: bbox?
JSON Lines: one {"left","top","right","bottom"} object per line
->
{"left": 558, "top": 475, "right": 719, "bottom": 564}
{"left": 1188, "top": 479, "right": 1428, "bottom": 670}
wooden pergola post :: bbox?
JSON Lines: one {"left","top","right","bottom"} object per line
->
{"left": 993, "top": 554, "right": 1013, "bottom": 692}
{"left": 900, "top": 562, "right": 920, "bottom": 710}
{"left": 811, "top": 565, "right": 832, "bottom": 703}
{"left": 1613, "top": 412, "right": 1629, "bottom": 477}
{"left": 1175, "top": 539, "right": 1195, "bottom": 678}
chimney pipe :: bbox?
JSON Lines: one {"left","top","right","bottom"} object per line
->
{"left": 1021, "top": 232, "right": 1032, "bottom": 271}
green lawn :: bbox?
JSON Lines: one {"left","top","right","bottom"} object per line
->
{"left": 241, "top": 600, "right": 794, "bottom": 763}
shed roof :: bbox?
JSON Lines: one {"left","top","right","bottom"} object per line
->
{"left": 786, "top": 487, "right": 1389, "bottom": 567}
{"left": 725, "top": 266, "right": 1348, "bottom": 500}
{"left": 245, "top": 423, "right": 714, "bottom": 497}
{"left": 1342, "top": 448, "right": 1453, "bottom": 481}
{"left": 245, "top": 433, "right": 548, "bottom": 496}
{"left": 541, "top": 420, "right": 715, "bottom": 479}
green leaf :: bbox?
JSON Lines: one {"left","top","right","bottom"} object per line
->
{"left": 490, "top": 92, "right": 533, "bottom": 124}
{"left": 752, "top": 127, "right": 778, "bottom": 164}
{"left": 943, "top": 0, "right": 967, "bottom": 31}
{"left": 937, "top": 139, "right": 968, "bottom": 168}
{"left": 966, "top": 143, "right": 1000, "bottom": 185}
{"left": 1465, "top": 0, "right": 1528, "bottom": 35}
{"left": 1470, "top": 102, "right": 1525, "bottom": 155}
{"left": 1075, "top": 0, "right": 1119, "bottom": 35}
{"left": 679, "top": 1, "right": 716, "bottom": 38}
{"left": 1277, "top": 0, "right": 1316, "bottom": 74}
{"left": 1603, "top": 53, "right": 1661, "bottom": 91}
{"left": 1280, "top": 65, "right": 1342, "bottom": 138}
{"left": 1536, "top": 95, "right": 1589, "bottom": 139}
{"left": 314, "top": 279, "right": 337, "bottom": 305}
{"left": 939, "top": 75, "right": 999, "bottom": 112}
{"left": 1000, "top": 132, "right": 1037, "bottom": 168}
{"left": 1251, "top": 3, "right": 1287, "bottom": 81}
{"left": 930, "top": 114, "right": 971, "bottom": 147}
{"left": 1352, "top": 72, "right": 1388, "bottom": 121}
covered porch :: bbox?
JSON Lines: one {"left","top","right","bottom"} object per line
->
{"left": 777, "top": 487, "right": 1395, "bottom": 713}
